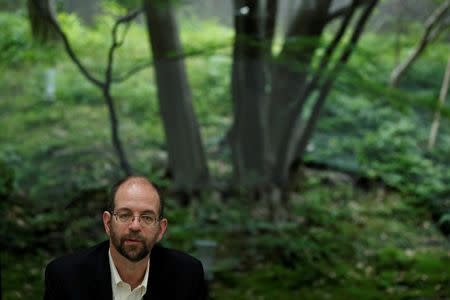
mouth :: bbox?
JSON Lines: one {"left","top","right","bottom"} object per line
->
{"left": 124, "top": 238, "right": 142, "bottom": 244}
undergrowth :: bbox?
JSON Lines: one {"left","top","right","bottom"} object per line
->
{"left": 1, "top": 6, "right": 450, "bottom": 300}
{"left": 3, "top": 173, "right": 450, "bottom": 299}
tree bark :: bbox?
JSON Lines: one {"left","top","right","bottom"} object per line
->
{"left": 390, "top": 0, "right": 450, "bottom": 87}
{"left": 27, "top": 0, "right": 59, "bottom": 43}
{"left": 0, "top": 252, "right": 2, "bottom": 300}
{"left": 143, "top": 0, "right": 210, "bottom": 191}
{"left": 229, "top": 0, "right": 276, "bottom": 189}
{"left": 269, "top": 0, "right": 332, "bottom": 185}
{"left": 428, "top": 56, "right": 450, "bottom": 150}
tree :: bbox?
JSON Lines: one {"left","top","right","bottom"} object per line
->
{"left": 31, "top": 0, "right": 379, "bottom": 199}
{"left": 27, "top": 0, "right": 59, "bottom": 43}
{"left": 0, "top": 255, "right": 2, "bottom": 300}
{"left": 139, "top": 0, "right": 378, "bottom": 195}
{"left": 32, "top": 0, "right": 210, "bottom": 190}
{"left": 143, "top": 0, "right": 210, "bottom": 191}
{"left": 428, "top": 56, "right": 450, "bottom": 149}
{"left": 229, "top": 0, "right": 275, "bottom": 189}
{"left": 31, "top": 0, "right": 136, "bottom": 176}
{"left": 390, "top": 0, "right": 450, "bottom": 87}
{"left": 229, "top": 0, "right": 379, "bottom": 193}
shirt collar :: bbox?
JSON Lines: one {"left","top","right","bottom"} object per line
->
{"left": 108, "top": 248, "right": 150, "bottom": 290}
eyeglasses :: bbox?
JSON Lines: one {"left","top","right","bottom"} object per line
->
{"left": 111, "top": 211, "right": 160, "bottom": 226}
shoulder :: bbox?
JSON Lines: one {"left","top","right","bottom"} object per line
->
{"left": 149, "top": 244, "right": 206, "bottom": 298}
{"left": 46, "top": 240, "right": 109, "bottom": 275}
{"left": 44, "top": 241, "right": 111, "bottom": 299}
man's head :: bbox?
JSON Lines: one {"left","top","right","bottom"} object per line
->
{"left": 103, "top": 176, "right": 168, "bottom": 262}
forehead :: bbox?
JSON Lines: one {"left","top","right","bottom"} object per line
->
{"left": 114, "top": 180, "right": 160, "bottom": 212}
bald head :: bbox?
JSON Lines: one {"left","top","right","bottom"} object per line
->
{"left": 108, "top": 176, "right": 164, "bottom": 217}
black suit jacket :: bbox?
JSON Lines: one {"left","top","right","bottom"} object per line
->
{"left": 44, "top": 240, "right": 206, "bottom": 300}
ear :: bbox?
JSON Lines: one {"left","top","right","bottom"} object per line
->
{"left": 103, "top": 211, "right": 112, "bottom": 237}
{"left": 156, "top": 218, "right": 168, "bottom": 242}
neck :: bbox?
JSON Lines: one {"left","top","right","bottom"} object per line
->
{"left": 109, "top": 244, "right": 149, "bottom": 289}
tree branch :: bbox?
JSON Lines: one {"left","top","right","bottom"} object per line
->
{"left": 115, "top": 8, "right": 143, "bottom": 47}
{"left": 113, "top": 62, "right": 153, "bottom": 83}
{"left": 33, "top": 0, "right": 140, "bottom": 175}
{"left": 428, "top": 56, "right": 450, "bottom": 150}
{"left": 296, "top": 0, "right": 379, "bottom": 164}
{"left": 304, "top": 0, "right": 359, "bottom": 98}
{"left": 105, "top": 9, "right": 142, "bottom": 84}
{"left": 390, "top": 0, "right": 450, "bottom": 87}
{"left": 272, "top": 0, "right": 360, "bottom": 186}
{"left": 31, "top": 0, "right": 104, "bottom": 88}
{"left": 326, "top": 0, "right": 370, "bottom": 23}
{"left": 100, "top": 9, "right": 142, "bottom": 175}
{"left": 112, "top": 43, "right": 229, "bottom": 83}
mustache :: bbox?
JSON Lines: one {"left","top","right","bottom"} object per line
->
{"left": 122, "top": 234, "right": 144, "bottom": 242}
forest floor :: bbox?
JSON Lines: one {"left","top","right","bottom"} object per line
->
{"left": 3, "top": 170, "right": 450, "bottom": 300}
{"left": 1, "top": 9, "right": 450, "bottom": 299}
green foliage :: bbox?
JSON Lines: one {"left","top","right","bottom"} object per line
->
{"left": 0, "top": 156, "right": 14, "bottom": 198}
{"left": 375, "top": 246, "right": 414, "bottom": 270}
{"left": 307, "top": 32, "right": 450, "bottom": 223}
{"left": 439, "top": 213, "right": 450, "bottom": 224}
{"left": 1, "top": 5, "right": 450, "bottom": 300}
{"left": 202, "top": 181, "right": 450, "bottom": 300}
{"left": 0, "top": 157, "right": 15, "bottom": 256}
{"left": 2, "top": 251, "right": 47, "bottom": 299}
{"left": 8, "top": 179, "right": 450, "bottom": 299}
{"left": 0, "top": 12, "right": 59, "bottom": 67}
{"left": 357, "top": 119, "right": 448, "bottom": 198}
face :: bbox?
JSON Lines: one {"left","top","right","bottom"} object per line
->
{"left": 103, "top": 180, "right": 167, "bottom": 262}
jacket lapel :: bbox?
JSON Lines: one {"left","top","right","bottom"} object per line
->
{"left": 86, "top": 241, "right": 113, "bottom": 299}
{"left": 83, "top": 242, "right": 168, "bottom": 300}
{"left": 145, "top": 245, "right": 169, "bottom": 300}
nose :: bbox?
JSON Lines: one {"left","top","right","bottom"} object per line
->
{"left": 128, "top": 216, "right": 142, "bottom": 230}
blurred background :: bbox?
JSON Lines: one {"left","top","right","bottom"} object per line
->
{"left": 1, "top": 0, "right": 449, "bottom": 299}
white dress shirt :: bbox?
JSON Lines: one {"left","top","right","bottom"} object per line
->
{"left": 108, "top": 250, "right": 150, "bottom": 300}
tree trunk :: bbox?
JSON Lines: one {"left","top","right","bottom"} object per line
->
{"left": 0, "top": 253, "right": 2, "bottom": 300}
{"left": 143, "top": 0, "right": 209, "bottom": 191}
{"left": 269, "top": 0, "right": 332, "bottom": 186}
{"left": 28, "top": 0, "right": 59, "bottom": 43}
{"left": 229, "top": 0, "right": 274, "bottom": 189}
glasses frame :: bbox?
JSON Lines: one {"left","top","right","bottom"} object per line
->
{"left": 110, "top": 211, "right": 161, "bottom": 226}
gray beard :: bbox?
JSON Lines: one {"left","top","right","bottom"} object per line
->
{"left": 116, "top": 241, "right": 149, "bottom": 262}
{"left": 110, "top": 229, "right": 150, "bottom": 262}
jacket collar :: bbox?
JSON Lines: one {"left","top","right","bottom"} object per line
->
{"left": 86, "top": 240, "right": 113, "bottom": 299}
{"left": 85, "top": 241, "right": 167, "bottom": 300}
{"left": 146, "top": 244, "right": 169, "bottom": 300}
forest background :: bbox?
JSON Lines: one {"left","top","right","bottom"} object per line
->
{"left": 1, "top": 0, "right": 450, "bottom": 299}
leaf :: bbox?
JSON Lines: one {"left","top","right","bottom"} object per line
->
{"left": 438, "top": 213, "right": 450, "bottom": 225}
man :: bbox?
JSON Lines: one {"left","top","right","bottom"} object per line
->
{"left": 44, "top": 176, "right": 206, "bottom": 300}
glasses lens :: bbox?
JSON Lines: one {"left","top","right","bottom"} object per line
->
{"left": 141, "top": 215, "right": 151, "bottom": 224}
{"left": 114, "top": 212, "right": 157, "bottom": 226}
{"left": 117, "top": 213, "right": 131, "bottom": 223}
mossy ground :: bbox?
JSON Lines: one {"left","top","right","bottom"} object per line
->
{"left": 1, "top": 9, "right": 449, "bottom": 300}
{"left": 4, "top": 174, "right": 449, "bottom": 299}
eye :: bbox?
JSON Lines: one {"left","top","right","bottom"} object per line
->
{"left": 118, "top": 213, "right": 132, "bottom": 222}
{"left": 140, "top": 215, "right": 155, "bottom": 224}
